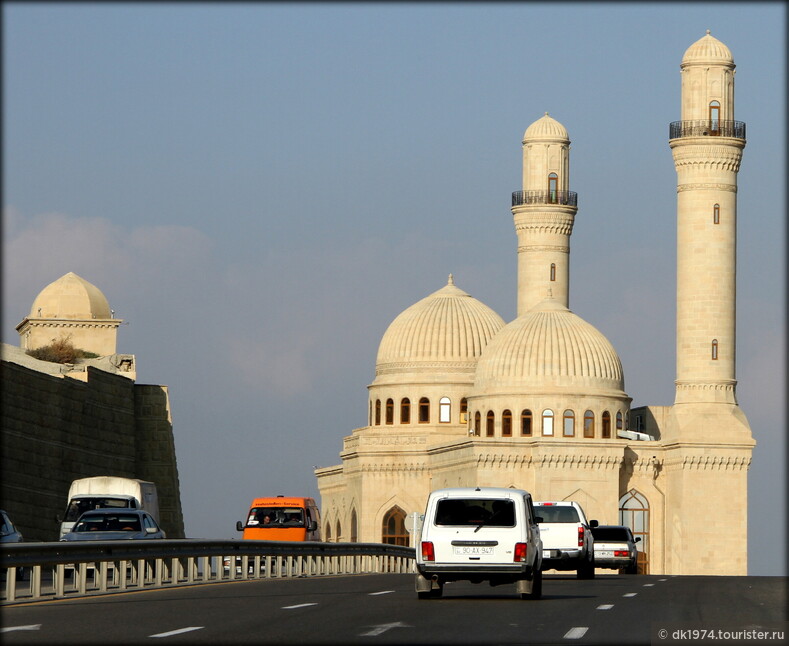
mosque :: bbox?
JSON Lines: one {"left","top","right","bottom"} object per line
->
{"left": 315, "top": 32, "right": 755, "bottom": 576}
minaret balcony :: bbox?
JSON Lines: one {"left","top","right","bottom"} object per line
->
{"left": 669, "top": 120, "right": 746, "bottom": 140}
{"left": 512, "top": 190, "right": 578, "bottom": 207}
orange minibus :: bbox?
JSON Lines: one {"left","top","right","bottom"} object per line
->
{"left": 235, "top": 495, "right": 321, "bottom": 541}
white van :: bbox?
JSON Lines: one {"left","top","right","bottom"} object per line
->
{"left": 415, "top": 487, "right": 543, "bottom": 600}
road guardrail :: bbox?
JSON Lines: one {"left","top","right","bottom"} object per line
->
{"left": 1, "top": 539, "right": 416, "bottom": 603}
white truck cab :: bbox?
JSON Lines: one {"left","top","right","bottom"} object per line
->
{"left": 415, "top": 487, "right": 543, "bottom": 599}
{"left": 533, "top": 501, "right": 598, "bottom": 579}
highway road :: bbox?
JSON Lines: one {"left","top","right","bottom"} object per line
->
{"left": 1, "top": 573, "right": 785, "bottom": 645}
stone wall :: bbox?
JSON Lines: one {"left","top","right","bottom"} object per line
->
{"left": 1, "top": 360, "right": 184, "bottom": 540}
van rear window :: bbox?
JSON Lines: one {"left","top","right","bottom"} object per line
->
{"left": 534, "top": 505, "right": 580, "bottom": 523}
{"left": 434, "top": 499, "right": 515, "bottom": 527}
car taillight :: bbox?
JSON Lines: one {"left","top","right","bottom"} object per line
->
{"left": 514, "top": 543, "right": 528, "bottom": 562}
{"left": 421, "top": 541, "right": 435, "bottom": 562}
{"left": 614, "top": 550, "right": 630, "bottom": 557}
{"left": 578, "top": 526, "right": 584, "bottom": 547}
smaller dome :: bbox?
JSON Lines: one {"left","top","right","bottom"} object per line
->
{"left": 375, "top": 275, "right": 505, "bottom": 378}
{"left": 523, "top": 113, "right": 569, "bottom": 142}
{"left": 29, "top": 272, "right": 113, "bottom": 320}
{"left": 682, "top": 30, "right": 734, "bottom": 66}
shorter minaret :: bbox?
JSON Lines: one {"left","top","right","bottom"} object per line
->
{"left": 512, "top": 113, "right": 577, "bottom": 315}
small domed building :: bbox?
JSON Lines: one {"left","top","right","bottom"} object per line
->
{"left": 316, "top": 32, "right": 754, "bottom": 575}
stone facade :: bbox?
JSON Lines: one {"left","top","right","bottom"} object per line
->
{"left": 316, "top": 32, "right": 754, "bottom": 575}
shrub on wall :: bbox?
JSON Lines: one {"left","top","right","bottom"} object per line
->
{"left": 26, "top": 337, "right": 99, "bottom": 363}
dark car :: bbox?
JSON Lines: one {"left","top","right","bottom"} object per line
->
{"left": 591, "top": 525, "right": 640, "bottom": 574}
{"left": 60, "top": 509, "right": 165, "bottom": 541}
{"left": 0, "top": 510, "right": 23, "bottom": 544}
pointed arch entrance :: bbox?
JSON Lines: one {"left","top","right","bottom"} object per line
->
{"left": 382, "top": 506, "right": 409, "bottom": 546}
{"left": 619, "top": 489, "right": 649, "bottom": 574}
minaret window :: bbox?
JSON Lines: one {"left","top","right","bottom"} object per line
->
{"left": 382, "top": 507, "right": 408, "bottom": 546}
{"left": 602, "top": 411, "right": 611, "bottom": 438}
{"left": 713, "top": 203, "right": 720, "bottom": 224}
{"left": 502, "top": 410, "right": 512, "bottom": 437}
{"left": 584, "top": 410, "right": 595, "bottom": 438}
{"left": 616, "top": 412, "right": 624, "bottom": 434}
{"left": 419, "top": 398, "right": 430, "bottom": 423}
{"left": 542, "top": 409, "right": 554, "bottom": 436}
{"left": 711, "top": 339, "right": 719, "bottom": 360}
{"left": 375, "top": 400, "right": 381, "bottom": 426}
{"left": 709, "top": 101, "right": 720, "bottom": 135}
{"left": 335, "top": 520, "right": 342, "bottom": 542}
{"left": 474, "top": 411, "right": 481, "bottom": 436}
{"left": 439, "top": 397, "right": 451, "bottom": 423}
{"left": 521, "top": 409, "right": 533, "bottom": 436}
{"left": 548, "top": 173, "right": 558, "bottom": 203}
{"left": 486, "top": 411, "right": 495, "bottom": 437}
{"left": 563, "top": 410, "right": 575, "bottom": 436}
{"left": 385, "top": 399, "right": 394, "bottom": 425}
{"left": 550, "top": 263, "right": 556, "bottom": 281}
{"left": 460, "top": 398, "right": 468, "bottom": 424}
{"left": 350, "top": 509, "right": 358, "bottom": 543}
{"left": 400, "top": 398, "right": 410, "bottom": 424}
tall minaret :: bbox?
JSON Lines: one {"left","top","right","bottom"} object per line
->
{"left": 663, "top": 32, "right": 753, "bottom": 576}
{"left": 670, "top": 31, "right": 745, "bottom": 406}
{"left": 512, "top": 113, "right": 577, "bottom": 315}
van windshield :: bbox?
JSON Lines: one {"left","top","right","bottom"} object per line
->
{"left": 246, "top": 507, "right": 304, "bottom": 527}
{"left": 64, "top": 497, "right": 133, "bottom": 522}
{"left": 434, "top": 498, "right": 515, "bottom": 527}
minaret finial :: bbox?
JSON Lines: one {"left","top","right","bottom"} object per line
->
{"left": 448, "top": 273, "right": 454, "bottom": 286}
{"left": 706, "top": 29, "right": 711, "bottom": 35}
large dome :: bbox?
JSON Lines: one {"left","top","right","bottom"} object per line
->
{"left": 523, "top": 113, "right": 569, "bottom": 142}
{"left": 681, "top": 30, "right": 734, "bottom": 66}
{"left": 29, "top": 272, "right": 113, "bottom": 320}
{"left": 473, "top": 298, "right": 625, "bottom": 395}
{"left": 374, "top": 275, "right": 505, "bottom": 379}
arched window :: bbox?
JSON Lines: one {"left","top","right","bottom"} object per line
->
{"left": 474, "top": 411, "right": 481, "bottom": 436}
{"left": 548, "top": 172, "right": 558, "bottom": 203}
{"left": 542, "top": 409, "right": 554, "bottom": 436}
{"left": 375, "top": 400, "right": 381, "bottom": 426}
{"left": 439, "top": 397, "right": 451, "bottom": 423}
{"left": 486, "top": 411, "right": 495, "bottom": 437}
{"left": 385, "top": 399, "right": 394, "bottom": 425}
{"left": 584, "top": 410, "right": 595, "bottom": 438}
{"left": 521, "top": 409, "right": 533, "bottom": 436}
{"left": 369, "top": 401, "right": 372, "bottom": 426}
{"left": 616, "top": 411, "right": 624, "bottom": 434}
{"left": 713, "top": 203, "right": 720, "bottom": 224}
{"left": 619, "top": 489, "right": 649, "bottom": 574}
{"left": 602, "top": 411, "right": 611, "bottom": 438}
{"left": 400, "top": 398, "right": 410, "bottom": 424}
{"left": 502, "top": 410, "right": 512, "bottom": 437}
{"left": 419, "top": 398, "right": 430, "bottom": 423}
{"left": 324, "top": 522, "right": 332, "bottom": 543}
{"left": 563, "top": 410, "right": 575, "bottom": 436}
{"left": 709, "top": 100, "right": 720, "bottom": 134}
{"left": 335, "top": 520, "right": 342, "bottom": 543}
{"left": 712, "top": 339, "right": 719, "bottom": 360}
{"left": 459, "top": 398, "right": 468, "bottom": 424}
{"left": 550, "top": 263, "right": 556, "bottom": 281}
{"left": 382, "top": 506, "right": 408, "bottom": 546}
{"left": 350, "top": 509, "right": 358, "bottom": 543}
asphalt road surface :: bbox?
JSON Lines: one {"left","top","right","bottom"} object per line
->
{"left": 1, "top": 573, "right": 785, "bottom": 645}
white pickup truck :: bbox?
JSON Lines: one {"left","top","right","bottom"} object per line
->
{"left": 534, "top": 501, "right": 597, "bottom": 579}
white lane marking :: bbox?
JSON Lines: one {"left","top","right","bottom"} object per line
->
{"left": 643, "top": 583, "right": 655, "bottom": 587}
{"left": 564, "top": 626, "right": 589, "bottom": 640}
{"left": 282, "top": 603, "right": 318, "bottom": 609}
{"left": 1, "top": 625, "right": 42, "bottom": 633}
{"left": 359, "top": 621, "right": 412, "bottom": 637}
{"left": 623, "top": 592, "right": 638, "bottom": 597}
{"left": 369, "top": 590, "right": 395, "bottom": 596}
{"left": 150, "top": 627, "right": 203, "bottom": 638}
{"left": 659, "top": 578, "right": 668, "bottom": 581}
{"left": 597, "top": 604, "right": 614, "bottom": 610}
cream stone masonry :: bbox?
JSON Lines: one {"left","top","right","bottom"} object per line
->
{"left": 316, "top": 32, "right": 754, "bottom": 575}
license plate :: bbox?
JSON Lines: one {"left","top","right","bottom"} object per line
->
{"left": 597, "top": 550, "right": 614, "bottom": 558}
{"left": 453, "top": 546, "right": 494, "bottom": 556}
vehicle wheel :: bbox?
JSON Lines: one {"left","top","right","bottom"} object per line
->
{"left": 577, "top": 557, "right": 595, "bottom": 579}
{"left": 417, "top": 590, "right": 431, "bottom": 600}
{"left": 526, "top": 569, "right": 542, "bottom": 600}
{"left": 430, "top": 584, "right": 443, "bottom": 598}
{"left": 625, "top": 561, "right": 638, "bottom": 574}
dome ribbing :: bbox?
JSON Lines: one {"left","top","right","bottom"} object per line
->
{"left": 29, "top": 272, "right": 113, "bottom": 320}
{"left": 681, "top": 30, "right": 734, "bottom": 66}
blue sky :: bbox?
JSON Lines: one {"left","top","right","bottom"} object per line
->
{"left": 3, "top": 3, "right": 785, "bottom": 575}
